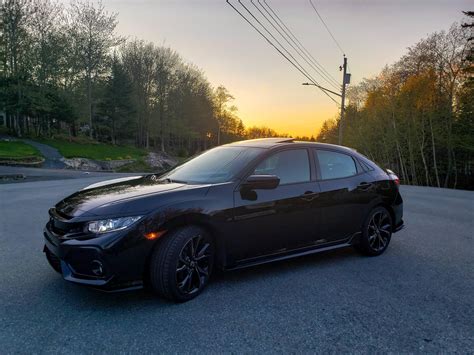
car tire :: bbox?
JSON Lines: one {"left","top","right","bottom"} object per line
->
{"left": 356, "top": 206, "right": 393, "bottom": 256}
{"left": 149, "top": 226, "right": 214, "bottom": 302}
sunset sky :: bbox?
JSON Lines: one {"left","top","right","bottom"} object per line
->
{"left": 82, "top": 0, "right": 469, "bottom": 136}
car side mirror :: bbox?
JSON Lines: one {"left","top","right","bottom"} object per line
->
{"left": 241, "top": 174, "right": 280, "bottom": 190}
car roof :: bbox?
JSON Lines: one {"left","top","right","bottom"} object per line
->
{"left": 225, "top": 137, "right": 295, "bottom": 147}
{"left": 224, "top": 137, "right": 357, "bottom": 153}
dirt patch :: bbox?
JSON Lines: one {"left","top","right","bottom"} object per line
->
{"left": 61, "top": 157, "right": 135, "bottom": 171}
{"left": 145, "top": 152, "right": 177, "bottom": 170}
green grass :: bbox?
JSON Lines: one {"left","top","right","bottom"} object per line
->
{"left": 0, "top": 141, "right": 42, "bottom": 159}
{"left": 38, "top": 138, "right": 147, "bottom": 161}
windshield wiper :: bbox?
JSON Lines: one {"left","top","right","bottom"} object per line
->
{"left": 159, "top": 177, "right": 187, "bottom": 184}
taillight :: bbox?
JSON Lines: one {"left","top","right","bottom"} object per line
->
{"left": 386, "top": 169, "right": 400, "bottom": 187}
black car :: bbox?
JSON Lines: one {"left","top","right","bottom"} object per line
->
{"left": 44, "top": 138, "right": 404, "bottom": 302}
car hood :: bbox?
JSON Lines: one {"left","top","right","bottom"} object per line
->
{"left": 55, "top": 175, "right": 209, "bottom": 218}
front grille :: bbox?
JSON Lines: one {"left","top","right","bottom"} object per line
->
{"left": 48, "top": 208, "right": 84, "bottom": 238}
{"left": 54, "top": 207, "right": 73, "bottom": 220}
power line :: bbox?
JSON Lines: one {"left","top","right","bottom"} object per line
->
{"left": 308, "top": 0, "right": 345, "bottom": 56}
{"left": 253, "top": 0, "right": 340, "bottom": 91}
{"left": 227, "top": 0, "right": 339, "bottom": 105}
{"left": 239, "top": 0, "right": 323, "bottom": 88}
{"left": 261, "top": 0, "right": 340, "bottom": 89}
{"left": 250, "top": 0, "right": 337, "bottom": 91}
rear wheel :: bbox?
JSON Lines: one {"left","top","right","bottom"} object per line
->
{"left": 356, "top": 206, "right": 392, "bottom": 256}
{"left": 149, "top": 226, "right": 214, "bottom": 302}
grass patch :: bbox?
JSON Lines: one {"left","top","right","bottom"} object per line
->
{"left": 0, "top": 141, "right": 42, "bottom": 159}
{"left": 38, "top": 138, "right": 147, "bottom": 161}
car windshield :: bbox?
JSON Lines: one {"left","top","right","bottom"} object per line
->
{"left": 160, "top": 146, "right": 263, "bottom": 184}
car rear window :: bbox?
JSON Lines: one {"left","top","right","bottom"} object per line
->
{"left": 315, "top": 150, "right": 357, "bottom": 180}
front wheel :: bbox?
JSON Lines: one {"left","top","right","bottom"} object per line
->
{"left": 149, "top": 226, "right": 214, "bottom": 302}
{"left": 356, "top": 206, "right": 393, "bottom": 256}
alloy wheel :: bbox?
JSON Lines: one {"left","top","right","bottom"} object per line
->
{"left": 367, "top": 210, "right": 392, "bottom": 252}
{"left": 176, "top": 234, "right": 212, "bottom": 295}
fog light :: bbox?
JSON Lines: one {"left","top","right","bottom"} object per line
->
{"left": 91, "top": 260, "right": 104, "bottom": 276}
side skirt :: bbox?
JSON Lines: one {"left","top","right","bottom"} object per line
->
{"left": 225, "top": 233, "right": 359, "bottom": 271}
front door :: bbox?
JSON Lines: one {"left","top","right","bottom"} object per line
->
{"left": 229, "top": 148, "right": 321, "bottom": 263}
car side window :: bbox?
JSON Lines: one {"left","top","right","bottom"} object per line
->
{"left": 253, "top": 149, "right": 310, "bottom": 185}
{"left": 315, "top": 150, "right": 357, "bottom": 180}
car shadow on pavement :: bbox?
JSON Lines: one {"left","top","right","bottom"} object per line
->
{"left": 47, "top": 246, "right": 360, "bottom": 308}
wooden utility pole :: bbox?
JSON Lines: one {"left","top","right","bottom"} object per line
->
{"left": 302, "top": 56, "right": 349, "bottom": 144}
{"left": 338, "top": 55, "right": 348, "bottom": 145}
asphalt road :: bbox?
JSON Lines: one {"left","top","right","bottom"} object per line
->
{"left": 0, "top": 177, "right": 473, "bottom": 353}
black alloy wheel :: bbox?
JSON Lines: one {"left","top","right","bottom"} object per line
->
{"left": 149, "top": 226, "right": 214, "bottom": 302}
{"left": 357, "top": 206, "right": 393, "bottom": 256}
{"left": 176, "top": 235, "right": 212, "bottom": 295}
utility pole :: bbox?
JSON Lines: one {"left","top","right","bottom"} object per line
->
{"left": 338, "top": 55, "right": 349, "bottom": 145}
{"left": 302, "top": 56, "right": 349, "bottom": 145}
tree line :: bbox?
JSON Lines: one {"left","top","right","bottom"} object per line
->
{"left": 318, "top": 17, "right": 473, "bottom": 190}
{"left": 1, "top": 0, "right": 309, "bottom": 155}
{"left": 1, "top": 1, "right": 472, "bottom": 188}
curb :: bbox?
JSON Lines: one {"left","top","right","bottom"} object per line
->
{"left": 0, "top": 174, "right": 26, "bottom": 181}
{"left": 0, "top": 157, "right": 45, "bottom": 167}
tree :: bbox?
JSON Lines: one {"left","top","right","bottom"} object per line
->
{"left": 153, "top": 47, "right": 180, "bottom": 151}
{"left": 67, "top": 0, "right": 123, "bottom": 138}
{"left": 121, "top": 40, "right": 157, "bottom": 148}
{"left": 317, "top": 21, "right": 473, "bottom": 190}
{"left": 98, "top": 54, "right": 134, "bottom": 144}
{"left": 213, "top": 85, "right": 234, "bottom": 145}
{"left": 0, "top": 0, "right": 36, "bottom": 136}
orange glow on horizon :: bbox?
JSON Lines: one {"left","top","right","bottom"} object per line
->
{"left": 238, "top": 106, "right": 339, "bottom": 137}
{"left": 227, "top": 80, "right": 340, "bottom": 137}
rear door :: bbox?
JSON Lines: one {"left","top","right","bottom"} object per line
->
{"left": 313, "top": 149, "right": 373, "bottom": 242}
{"left": 230, "top": 148, "right": 321, "bottom": 262}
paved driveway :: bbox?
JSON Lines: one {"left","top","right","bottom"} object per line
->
{"left": 21, "top": 139, "right": 66, "bottom": 169}
{"left": 0, "top": 179, "right": 473, "bottom": 353}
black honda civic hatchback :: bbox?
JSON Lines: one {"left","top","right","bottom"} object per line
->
{"left": 44, "top": 138, "right": 404, "bottom": 302}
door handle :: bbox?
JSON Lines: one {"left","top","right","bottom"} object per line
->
{"left": 301, "top": 191, "right": 319, "bottom": 201}
{"left": 358, "top": 182, "right": 372, "bottom": 189}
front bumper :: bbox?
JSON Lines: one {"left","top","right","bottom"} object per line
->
{"left": 43, "top": 222, "right": 150, "bottom": 292}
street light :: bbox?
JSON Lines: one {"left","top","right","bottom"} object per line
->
{"left": 301, "top": 82, "right": 341, "bottom": 98}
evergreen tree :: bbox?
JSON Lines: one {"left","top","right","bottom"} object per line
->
{"left": 98, "top": 55, "right": 134, "bottom": 145}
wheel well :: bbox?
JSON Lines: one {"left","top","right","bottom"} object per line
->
{"left": 374, "top": 203, "right": 396, "bottom": 228}
{"left": 142, "top": 214, "right": 223, "bottom": 283}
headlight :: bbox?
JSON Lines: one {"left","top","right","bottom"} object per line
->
{"left": 86, "top": 216, "right": 143, "bottom": 234}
